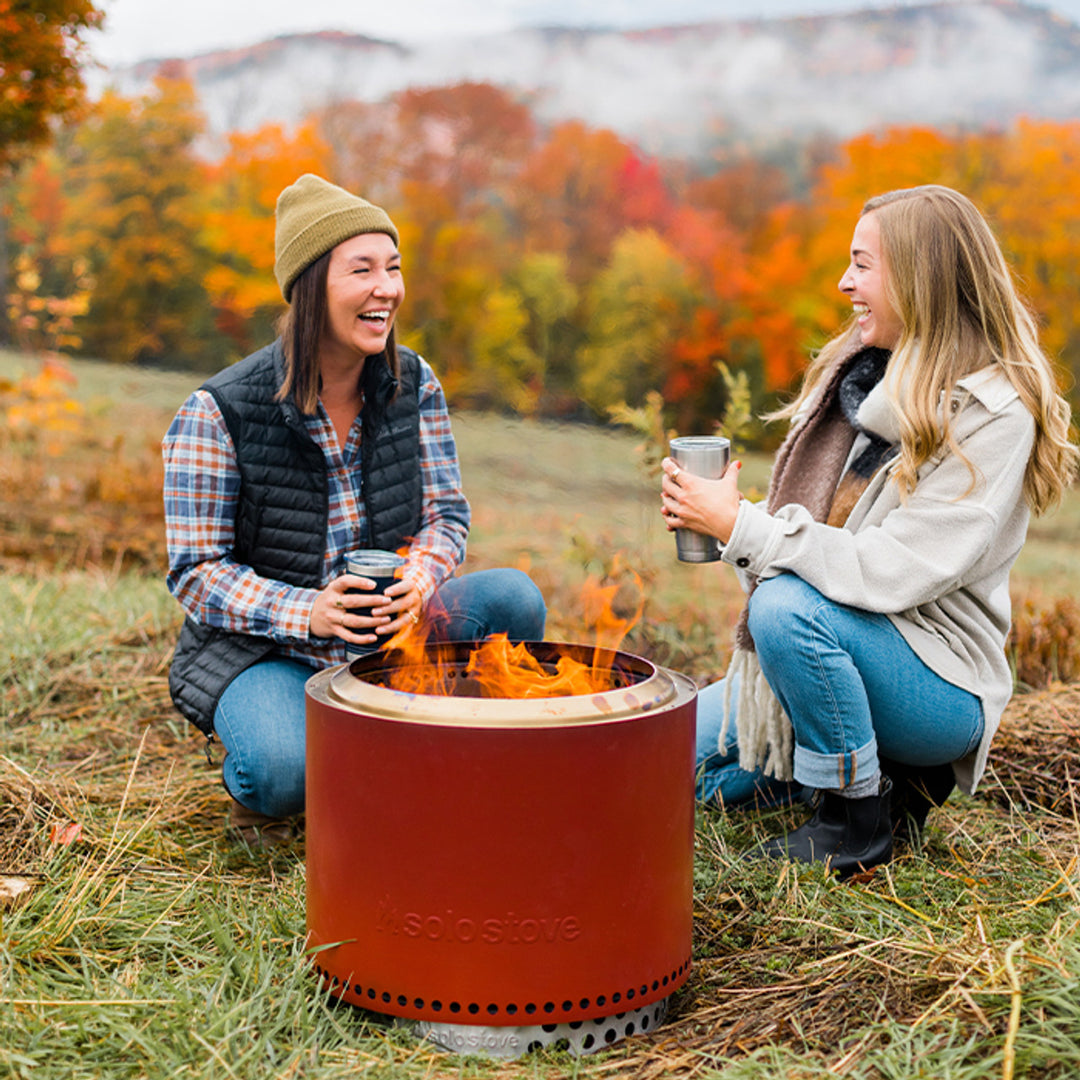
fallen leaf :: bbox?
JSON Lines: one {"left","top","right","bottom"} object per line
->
{"left": 49, "top": 821, "right": 82, "bottom": 845}
{"left": 0, "top": 876, "right": 33, "bottom": 907}
{"left": 845, "top": 867, "right": 880, "bottom": 886}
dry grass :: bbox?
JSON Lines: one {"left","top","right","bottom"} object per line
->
{"left": 1008, "top": 595, "right": 1080, "bottom": 690}
{"left": 3, "top": 578, "right": 1080, "bottom": 1079}
{"left": 986, "top": 683, "right": 1080, "bottom": 815}
{"left": 3, "top": 353, "right": 1080, "bottom": 1078}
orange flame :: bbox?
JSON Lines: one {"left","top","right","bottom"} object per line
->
{"left": 384, "top": 566, "right": 644, "bottom": 699}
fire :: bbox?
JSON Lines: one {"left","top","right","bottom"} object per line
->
{"left": 384, "top": 565, "right": 644, "bottom": 699}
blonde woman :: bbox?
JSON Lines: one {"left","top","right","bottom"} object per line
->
{"left": 661, "top": 185, "right": 1078, "bottom": 876}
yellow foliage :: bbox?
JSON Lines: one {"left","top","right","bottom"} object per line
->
{"left": 0, "top": 359, "right": 86, "bottom": 449}
{"left": 5, "top": 251, "right": 93, "bottom": 359}
{"left": 608, "top": 391, "right": 676, "bottom": 480}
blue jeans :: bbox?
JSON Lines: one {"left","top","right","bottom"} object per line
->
{"left": 696, "top": 574, "right": 984, "bottom": 807}
{"left": 214, "top": 568, "right": 546, "bottom": 818}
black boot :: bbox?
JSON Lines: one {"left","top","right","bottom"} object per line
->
{"left": 879, "top": 757, "right": 955, "bottom": 846}
{"left": 759, "top": 776, "right": 894, "bottom": 878}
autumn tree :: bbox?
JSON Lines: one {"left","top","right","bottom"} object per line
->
{"left": 704, "top": 126, "right": 972, "bottom": 400}
{"left": 513, "top": 122, "right": 675, "bottom": 284}
{"left": 202, "top": 121, "right": 332, "bottom": 353}
{"left": 6, "top": 152, "right": 74, "bottom": 291}
{"left": 55, "top": 75, "right": 219, "bottom": 366}
{"left": 658, "top": 204, "right": 751, "bottom": 430}
{"left": 0, "top": 0, "right": 101, "bottom": 167}
{"left": 462, "top": 289, "right": 544, "bottom": 413}
{"left": 392, "top": 83, "right": 535, "bottom": 216}
{"left": 0, "top": 0, "right": 103, "bottom": 340}
{"left": 683, "top": 154, "right": 792, "bottom": 240}
{"left": 577, "top": 229, "right": 696, "bottom": 417}
{"left": 393, "top": 215, "right": 519, "bottom": 404}
{"left": 972, "top": 120, "right": 1080, "bottom": 407}
{"left": 316, "top": 99, "right": 399, "bottom": 208}
{"left": 508, "top": 252, "right": 579, "bottom": 414}
{"left": 319, "top": 83, "right": 534, "bottom": 219}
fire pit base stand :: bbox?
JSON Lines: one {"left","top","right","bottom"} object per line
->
{"left": 412, "top": 998, "right": 669, "bottom": 1059}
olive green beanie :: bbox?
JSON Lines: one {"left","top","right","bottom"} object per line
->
{"left": 274, "top": 174, "right": 399, "bottom": 302}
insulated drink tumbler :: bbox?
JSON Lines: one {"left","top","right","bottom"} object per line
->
{"left": 669, "top": 436, "right": 731, "bottom": 563}
{"left": 344, "top": 549, "right": 407, "bottom": 657}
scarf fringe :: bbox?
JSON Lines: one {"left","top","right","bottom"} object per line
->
{"left": 721, "top": 649, "right": 794, "bottom": 782}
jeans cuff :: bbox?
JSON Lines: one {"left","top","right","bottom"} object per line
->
{"left": 793, "top": 737, "right": 879, "bottom": 790}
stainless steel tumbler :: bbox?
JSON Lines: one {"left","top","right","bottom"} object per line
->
{"left": 669, "top": 436, "right": 731, "bottom": 563}
{"left": 344, "top": 549, "right": 407, "bottom": 657}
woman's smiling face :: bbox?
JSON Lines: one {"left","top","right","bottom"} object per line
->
{"left": 322, "top": 232, "right": 404, "bottom": 360}
{"left": 838, "top": 211, "right": 904, "bottom": 350}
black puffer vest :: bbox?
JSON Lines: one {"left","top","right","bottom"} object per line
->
{"left": 168, "top": 340, "right": 423, "bottom": 735}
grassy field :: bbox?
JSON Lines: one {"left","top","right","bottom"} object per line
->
{"left": 2, "top": 352, "right": 1080, "bottom": 1079}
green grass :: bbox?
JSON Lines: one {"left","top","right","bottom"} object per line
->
{"left": 3, "top": 352, "right": 1080, "bottom": 1078}
{"left": 3, "top": 585, "right": 1079, "bottom": 1079}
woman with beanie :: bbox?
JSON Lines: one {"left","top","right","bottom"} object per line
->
{"left": 661, "top": 185, "right": 1077, "bottom": 877}
{"left": 163, "top": 174, "right": 547, "bottom": 845}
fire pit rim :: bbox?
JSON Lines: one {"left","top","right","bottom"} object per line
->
{"left": 312, "top": 639, "right": 695, "bottom": 728}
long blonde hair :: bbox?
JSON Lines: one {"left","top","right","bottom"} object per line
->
{"left": 777, "top": 185, "right": 1077, "bottom": 515}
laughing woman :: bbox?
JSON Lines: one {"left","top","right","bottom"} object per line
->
{"left": 661, "top": 185, "right": 1077, "bottom": 876}
{"left": 163, "top": 175, "right": 546, "bottom": 845}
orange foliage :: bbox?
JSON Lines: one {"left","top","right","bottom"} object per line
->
{"left": 9, "top": 76, "right": 1080, "bottom": 427}
{"left": 393, "top": 83, "right": 535, "bottom": 215}
{"left": 732, "top": 205, "right": 822, "bottom": 392}
{"left": 11, "top": 157, "right": 67, "bottom": 242}
{"left": 60, "top": 75, "right": 211, "bottom": 365}
{"left": 0, "top": 358, "right": 84, "bottom": 452}
{"left": 0, "top": 0, "right": 102, "bottom": 169}
{"left": 514, "top": 121, "right": 674, "bottom": 280}
{"left": 203, "top": 121, "right": 333, "bottom": 346}
{"left": 685, "top": 156, "right": 791, "bottom": 238}
{"left": 321, "top": 84, "right": 535, "bottom": 216}
{"left": 974, "top": 120, "right": 1080, "bottom": 379}
{"left": 659, "top": 206, "right": 742, "bottom": 410}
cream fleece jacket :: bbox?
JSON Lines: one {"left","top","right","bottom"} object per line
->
{"left": 721, "top": 364, "right": 1033, "bottom": 793}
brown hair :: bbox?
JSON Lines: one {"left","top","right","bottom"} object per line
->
{"left": 274, "top": 251, "right": 400, "bottom": 416}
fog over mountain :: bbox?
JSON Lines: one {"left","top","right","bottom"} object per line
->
{"left": 97, "top": 0, "right": 1080, "bottom": 158}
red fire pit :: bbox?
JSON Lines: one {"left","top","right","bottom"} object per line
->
{"left": 304, "top": 641, "right": 696, "bottom": 1055}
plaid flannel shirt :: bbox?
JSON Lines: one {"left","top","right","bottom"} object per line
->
{"left": 162, "top": 354, "right": 469, "bottom": 669}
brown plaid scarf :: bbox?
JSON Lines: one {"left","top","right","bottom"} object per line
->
{"left": 722, "top": 344, "right": 894, "bottom": 779}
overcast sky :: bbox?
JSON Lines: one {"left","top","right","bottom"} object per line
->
{"left": 87, "top": 0, "right": 1080, "bottom": 66}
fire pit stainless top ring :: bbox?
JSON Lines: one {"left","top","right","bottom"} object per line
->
{"left": 323, "top": 640, "right": 685, "bottom": 727}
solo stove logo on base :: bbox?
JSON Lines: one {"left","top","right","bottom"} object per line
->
{"left": 376, "top": 898, "right": 582, "bottom": 945}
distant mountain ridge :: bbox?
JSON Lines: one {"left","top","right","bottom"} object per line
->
{"left": 98, "top": 0, "right": 1080, "bottom": 157}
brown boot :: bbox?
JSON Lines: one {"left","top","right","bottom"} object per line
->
{"left": 226, "top": 797, "right": 295, "bottom": 848}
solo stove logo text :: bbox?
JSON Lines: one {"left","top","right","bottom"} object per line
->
{"left": 376, "top": 898, "right": 582, "bottom": 945}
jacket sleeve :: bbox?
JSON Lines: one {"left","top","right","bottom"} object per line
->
{"left": 720, "top": 399, "right": 1034, "bottom": 613}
